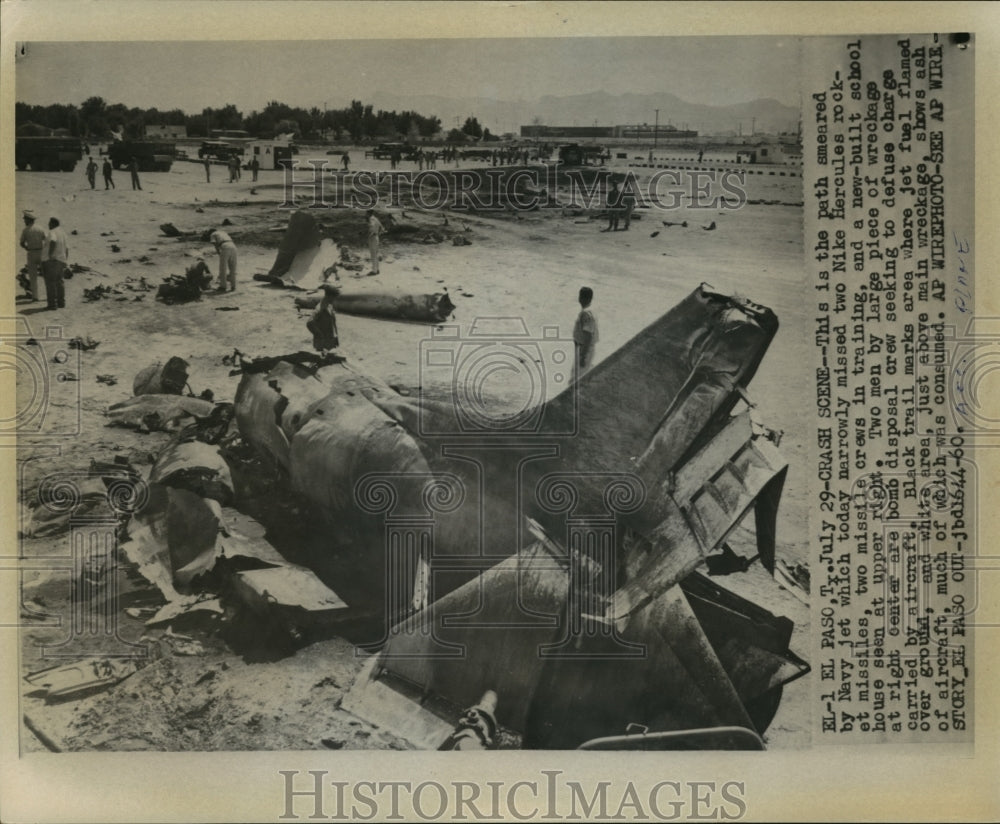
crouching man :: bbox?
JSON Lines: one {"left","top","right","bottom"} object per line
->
{"left": 307, "top": 282, "right": 341, "bottom": 354}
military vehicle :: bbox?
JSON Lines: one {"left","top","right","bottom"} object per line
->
{"left": 106, "top": 140, "right": 177, "bottom": 172}
{"left": 15, "top": 137, "right": 85, "bottom": 171}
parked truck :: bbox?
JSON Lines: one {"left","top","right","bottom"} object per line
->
{"left": 15, "top": 137, "right": 85, "bottom": 172}
{"left": 106, "top": 140, "right": 177, "bottom": 172}
{"left": 557, "top": 143, "right": 608, "bottom": 166}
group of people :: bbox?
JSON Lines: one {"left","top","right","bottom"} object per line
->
{"left": 200, "top": 154, "right": 261, "bottom": 184}
{"left": 18, "top": 210, "right": 69, "bottom": 310}
{"left": 388, "top": 146, "right": 462, "bottom": 169}
{"left": 20, "top": 199, "right": 599, "bottom": 378}
{"left": 82, "top": 155, "right": 139, "bottom": 190}
{"left": 490, "top": 147, "right": 532, "bottom": 166}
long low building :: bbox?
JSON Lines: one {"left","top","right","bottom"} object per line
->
{"left": 520, "top": 124, "right": 698, "bottom": 139}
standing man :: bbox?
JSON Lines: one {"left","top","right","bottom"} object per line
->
{"left": 42, "top": 217, "right": 69, "bottom": 310}
{"left": 128, "top": 156, "right": 142, "bottom": 190}
{"left": 251, "top": 155, "right": 260, "bottom": 182}
{"left": 102, "top": 157, "right": 115, "bottom": 189}
{"left": 19, "top": 210, "right": 46, "bottom": 301}
{"left": 366, "top": 209, "right": 385, "bottom": 276}
{"left": 209, "top": 227, "right": 238, "bottom": 292}
{"left": 341, "top": 151, "right": 350, "bottom": 172}
{"left": 203, "top": 155, "right": 212, "bottom": 182}
{"left": 621, "top": 185, "right": 636, "bottom": 231}
{"left": 572, "top": 286, "right": 598, "bottom": 382}
{"left": 85, "top": 157, "right": 98, "bottom": 189}
{"left": 604, "top": 179, "right": 621, "bottom": 232}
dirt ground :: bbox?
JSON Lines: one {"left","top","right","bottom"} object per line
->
{"left": 15, "top": 147, "right": 811, "bottom": 752}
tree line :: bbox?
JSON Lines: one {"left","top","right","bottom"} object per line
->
{"left": 13, "top": 97, "right": 496, "bottom": 143}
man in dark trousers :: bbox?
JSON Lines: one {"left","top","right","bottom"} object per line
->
{"left": 251, "top": 155, "right": 260, "bottom": 182}
{"left": 42, "top": 217, "right": 69, "bottom": 310}
{"left": 85, "top": 157, "right": 97, "bottom": 189}
{"left": 128, "top": 156, "right": 142, "bottom": 190}
{"left": 604, "top": 180, "right": 622, "bottom": 232}
{"left": 102, "top": 158, "right": 115, "bottom": 189}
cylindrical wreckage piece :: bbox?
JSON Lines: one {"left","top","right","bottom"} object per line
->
{"left": 295, "top": 290, "right": 456, "bottom": 323}
{"left": 235, "top": 358, "right": 436, "bottom": 613}
{"left": 329, "top": 291, "right": 455, "bottom": 323}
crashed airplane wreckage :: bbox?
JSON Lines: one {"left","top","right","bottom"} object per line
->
{"left": 222, "top": 283, "right": 808, "bottom": 750}
{"left": 256, "top": 210, "right": 456, "bottom": 323}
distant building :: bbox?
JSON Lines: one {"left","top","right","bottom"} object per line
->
{"left": 736, "top": 142, "right": 802, "bottom": 165}
{"left": 521, "top": 125, "right": 614, "bottom": 139}
{"left": 520, "top": 123, "right": 698, "bottom": 140}
{"left": 145, "top": 124, "right": 187, "bottom": 139}
{"left": 210, "top": 129, "right": 251, "bottom": 141}
{"left": 612, "top": 124, "right": 698, "bottom": 139}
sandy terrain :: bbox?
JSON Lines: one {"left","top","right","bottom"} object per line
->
{"left": 15, "top": 148, "right": 811, "bottom": 751}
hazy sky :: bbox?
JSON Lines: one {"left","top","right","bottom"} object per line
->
{"left": 16, "top": 37, "right": 801, "bottom": 114}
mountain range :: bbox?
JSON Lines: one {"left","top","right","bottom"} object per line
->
{"left": 358, "top": 90, "right": 800, "bottom": 136}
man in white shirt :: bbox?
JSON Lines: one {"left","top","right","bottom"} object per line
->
{"left": 210, "top": 228, "right": 238, "bottom": 292}
{"left": 572, "top": 286, "right": 599, "bottom": 382}
{"left": 19, "top": 210, "right": 46, "bottom": 301}
{"left": 42, "top": 217, "right": 69, "bottom": 310}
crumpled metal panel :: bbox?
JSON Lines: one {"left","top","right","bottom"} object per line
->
{"left": 270, "top": 238, "right": 340, "bottom": 291}
{"left": 148, "top": 440, "right": 234, "bottom": 505}
{"left": 354, "top": 535, "right": 803, "bottom": 749}
{"left": 106, "top": 395, "right": 215, "bottom": 432}
{"left": 266, "top": 209, "right": 325, "bottom": 282}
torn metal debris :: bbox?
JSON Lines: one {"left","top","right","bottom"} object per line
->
{"left": 231, "top": 284, "right": 808, "bottom": 749}
{"left": 134, "top": 356, "right": 190, "bottom": 396}
{"left": 156, "top": 260, "right": 213, "bottom": 304}
{"left": 106, "top": 394, "right": 215, "bottom": 432}
{"left": 25, "top": 658, "right": 143, "bottom": 703}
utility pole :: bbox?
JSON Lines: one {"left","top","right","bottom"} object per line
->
{"left": 654, "top": 108, "right": 659, "bottom": 149}
{"left": 751, "top": 117, "right": 756, "bottom": 137}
